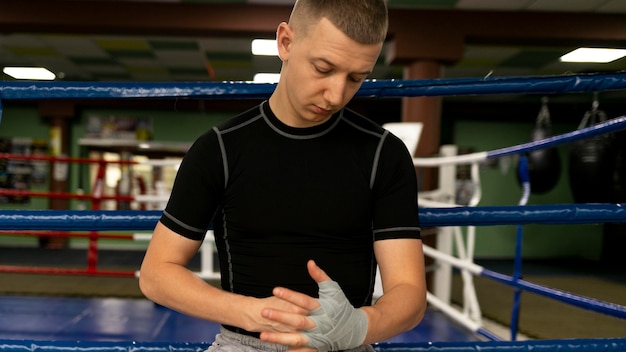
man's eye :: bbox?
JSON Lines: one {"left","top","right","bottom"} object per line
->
{"left": 315, "top": 66, "right": 331, "bottom": 74}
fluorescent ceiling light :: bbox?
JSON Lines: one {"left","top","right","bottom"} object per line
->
{"left": 253, "top": 73, "right": 280, "bottom": 83}
{"left": 252, "top": 39, "right": 278, "bottom": 56}
{"left": 560, "top": 48, "right": 626, "bottom": 63}
{"left": 3, "top": 66, "right": 56, "bottom": 80}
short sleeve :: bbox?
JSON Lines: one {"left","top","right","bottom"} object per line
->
{"left": 160, "top": 130, "right": 225, "bottom": 240}
{"left": 371, "top": 132, "right": 421, "bottom": 241}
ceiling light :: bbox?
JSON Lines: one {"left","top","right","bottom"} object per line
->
{"left": 252, "top": 39, "right": 278, "bottom": 56}
{"left": 253, "top": 73, "right": 280, "bottom": 83}
{"left": 3, "top": 67, "right": 56, "bottom": 80}
{"left": 560, "top": 48, "right": 626, "bottom": 63}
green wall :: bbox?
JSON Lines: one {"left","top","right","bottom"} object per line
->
{"left": 74, "top": 107, "right": 232, "bottom": 143}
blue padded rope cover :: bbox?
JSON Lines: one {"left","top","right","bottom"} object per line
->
{"left": 481, "top": 269, "right": 626, "bottom": 320}
{"left": 2, "top": 72, "right": 626, "bottom": 100}
{"left": 487, "top": 115, "right": 626, "bottom": 159}
{"left": 2, "top": 339, "right": 626, "bottom": 352}
{"left": 0, "top": 340, "right": 210, "bottom": 352}
{"left": 420, "top": 203, "right": 626, "bottom": 227}
{"left": 0, "top": 210, "right": 162, "bottom": 231}
{"left": 1, "top": 204, "right": 626, "bottom": 231}
{"left": 360, "top": 72, "right": 626, "bottom": 98}
{"left": 372, "top": 338, "right": 626, "bottom": 351}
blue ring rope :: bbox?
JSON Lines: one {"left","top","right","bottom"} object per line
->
{"left": 2, "top": 72, "right": 626, "bottom": 100}
{"left": 0, "top": 204, "right": 624, "bottom": 231}
{"left": 421, "top": 203, "right": 626, "bottom": 227}
{"left": 3, "top": 338, "right": 626, "bottom": 352}
{"left": 481, "top": 269, "right": 626, "bottom": 320}
{"left": 487, "top": 115, "right": 626, "bottom": 159}
{"left": 510, "top": 155, "right": 530, "bottom": 340}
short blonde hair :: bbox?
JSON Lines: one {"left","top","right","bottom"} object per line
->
{"left": 289, "top": 0, "right": 388, "bottom": 45}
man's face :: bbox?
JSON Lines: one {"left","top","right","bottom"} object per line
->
{"left": 274, "top": 17, "right": 382, "bottom": 128}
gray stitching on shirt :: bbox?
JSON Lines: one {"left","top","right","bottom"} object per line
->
{"left": 339, "top": 116, "right": 385, "bottom": 190}
{"left": 213, "top": 107, "right": 268, "bottom": 292}
{"left": 370, "top": 130, "right": 388, "bottom": 189}
{"left": 262, "top": 107, "right": 342, "bottom": 139}
{"left": 221, "top": 209, "right": 234, "bottom": 292}
{"left": 212, "top": 126, "right": 229, "bottom": 188}
{"left": 341, "top": 116, "right": 383, "bottom": 139}
{"left": 162, "top": 210, "right": 206, "bottom": 234}
{"left": 374, "top": 226, "right": 421, "bottom": 234}
{"left": 221, "top": 114, "right": 263, "bottom": 135}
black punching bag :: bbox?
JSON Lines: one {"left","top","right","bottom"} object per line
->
{"left": 568, "top": 101, "right": 615, "bottom": 203}
{"left": 611, "top": 131, "right": 626, "bottom": 203}
{"left": 517, "top": 98, "right": 561, "bottom": 194}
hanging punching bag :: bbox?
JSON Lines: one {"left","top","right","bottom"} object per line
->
{"left": 610, "top": 130, "right": 626, "bottom": 203}
{"left": 568, "top": 97, "right": 615, "bottom": 203}
{"left": 517, "top": 97, "right": 561, "bottom": 194}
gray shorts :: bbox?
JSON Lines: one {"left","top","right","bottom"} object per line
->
{"left": 207, "top": 327, "right": 375, "bottom": 352}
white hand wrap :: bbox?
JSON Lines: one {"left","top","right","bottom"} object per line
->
{"left": 303, "top": 281, "right": 368, "bottom": 352}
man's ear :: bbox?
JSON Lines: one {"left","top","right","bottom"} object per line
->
{"left": 276, "top": 22, "right": 293, "bottom": 61}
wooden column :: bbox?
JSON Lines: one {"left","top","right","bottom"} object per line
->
{"left": 402, "top": 60, "right": 444, "bottom": 191}
{"left": 39, "top": 101, "right": 75, "bottom": 248}
{"left": 385, "top": 14, "right": 463, "bottom": 187}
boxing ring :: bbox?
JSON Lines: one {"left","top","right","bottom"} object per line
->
{"left": 2, "top": 72, "right": 626, "bottom": 351}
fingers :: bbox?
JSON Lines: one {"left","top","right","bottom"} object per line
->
{"left": 260, "top": 332, "right": 317, "bottom": 352}
{"left": 261, "top": 306, "right": 315, "bottom": 331}
{"left": 306, "top": 259, "right": 332, "bottom": 283}
{"left": 260, "top": 285, "right": 318, "bottom": 335}
{"left": 269, "top": 260, "right": 331, "bottom": 313}
{"left": 271, "top": 287, "right": 319, "bottom": 312}
{"left": 259, "top": 260, "right": 336, "bottom": 349}
{"left": 260, "top": 332, "right": 308, "bottom": 347}
{"left": 259, "top": 307, "right": 316, "bottom": 348}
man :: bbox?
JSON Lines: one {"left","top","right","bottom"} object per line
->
{"left": 139, "top": 0, "right": 426, "bottom": 351}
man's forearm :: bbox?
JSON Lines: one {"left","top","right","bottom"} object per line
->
{"left": 360, "top": 282, "right": 426, "bottom": 344}
{"left": 140, "top": 263, "right": 252, "bottom": 328}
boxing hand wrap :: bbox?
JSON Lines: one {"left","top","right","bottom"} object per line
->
{"left": 303, "top": 281, "right": 368, "bottom": 352}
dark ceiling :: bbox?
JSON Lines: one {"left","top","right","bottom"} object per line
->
{"left": 2, "top": 0, "right": 626, "bottom": 82}
{"left": 1, "top": 0, "right": 626, "bottom": 121}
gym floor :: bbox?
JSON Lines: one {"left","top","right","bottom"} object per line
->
{"left": 0, "top": 246, "right": 484, "bottom": 344}
{"left": 0, "top": 294, "right": 479, "bottom": 343}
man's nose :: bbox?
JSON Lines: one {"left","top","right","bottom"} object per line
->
{"left": 323, "top": 76, "right": 347, "bottom": 107}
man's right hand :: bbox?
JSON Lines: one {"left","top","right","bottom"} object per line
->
{"left": 243, "top": 291, "right": 317, "bottom": 334}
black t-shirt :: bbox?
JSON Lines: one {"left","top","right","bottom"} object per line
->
{"left": 161, "top": 101, "right": 420, "bottom": 308}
